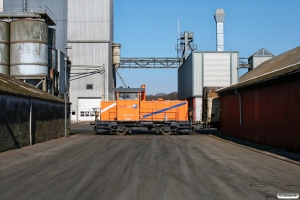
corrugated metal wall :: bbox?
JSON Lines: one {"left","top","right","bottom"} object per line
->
{"left": 178, "top": 51, "right": 239, "bottom": 100}
{"left": 178, "top": 51, "right": 238, "bottom": 122}
{"left": 231, "top": 52, "right": 239, "bottom": 84}
{"left": 220, "top": 80, "right": 300, "bottom": 153}
{"left": 67, "top": 0, "right": 114, "bottom": 121}
{"left": 68, "top": 0, "right": 111, "bottom": 42}
{"left": 252, "top": 57, "right": 273, "bottom": 70}
{"left": 178, "top": 54, "right": 193, "bottom": 100}
{"left": 68, "top": 43, "right": 109, "bottom": 66}
{"left": 70, "top": 68, "right": 103, "bottom": 98}
{"left": 203, "top": 53, "right": 231, "bottom": 86}
{"left": 68, "top": 40, "right": 110, "bottom": 121}
{"left": 193, "top": 53, "right": 203, "bottom": 96}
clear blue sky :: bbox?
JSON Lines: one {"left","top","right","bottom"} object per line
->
{"left": 114, "top": 0, "right": 300, "bottom": 95}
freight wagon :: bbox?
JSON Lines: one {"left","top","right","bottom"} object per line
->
{"left": 189, "top": 87, "right": 221, "bottom": 130}
{"left": 92, "top": 85, "right": 192, "bottom": 135}
{"left": 200, "top": 87, "right": 221, "bottom": 129}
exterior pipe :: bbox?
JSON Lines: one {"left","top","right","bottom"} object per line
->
{"left": 184, "top": 31, "right": 188, "bottom": 60}
{"left": 29, "top": 98, "right": 32, "bottom": 145}
{"left": 64, "top": 46, "right": 72, "bottom": 138}
{"left": 65, "top": 55, "right": 67, "bottom": 138}
{"left": 235, "top": 88, "right": 242, "bottom": 125}
{"left": 214, "top": 9, "right": 225, "bottom": 51}
{"left": 141, "top": 84, "right": 146, "bottom": 101}
{"left": 23, "top": 0, "right": 27, "bottom": 12}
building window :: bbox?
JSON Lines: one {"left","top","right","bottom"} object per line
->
{"left": 80, "top": 111, "right": 84, "bottom": 116}
{"left": 86, "top": 84, "right": 93, "bottom": 89}
{"left": 72, "top": 111, "right": 76, "bottom": 115}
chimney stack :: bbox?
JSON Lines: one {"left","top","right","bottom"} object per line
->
{"left": 214, "top": 8, "right": 225, "bottom": 51}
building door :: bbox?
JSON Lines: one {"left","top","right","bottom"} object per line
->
{"left": 78, "top": 98, "right": 101, "bottom": 122}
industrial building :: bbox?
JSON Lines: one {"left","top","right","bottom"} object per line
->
{"left": 67, "top": 0, "right": 114, "bottom": 122}
{"left": 178, "top": 9, "right": 239, "bottom": 122}
{"left": 1, "top": 0, "right": 115, "bottom": 123}
{"left": 178, "top": 51, "right": 239, "bottom": 122}
{"left": 217, "top": 46, "right": 300, "bottom": 153}
{"left": 247, "top": 48, "right": 274, "bottom": 72}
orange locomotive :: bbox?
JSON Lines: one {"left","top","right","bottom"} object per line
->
{"left": 94, "top": 85, "right": 192, "bottom": 135}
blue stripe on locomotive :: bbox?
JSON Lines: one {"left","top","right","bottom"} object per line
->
{"left": 142, "top": 102, "right": 186, "bottom": 118}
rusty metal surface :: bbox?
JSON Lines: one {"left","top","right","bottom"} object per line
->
{"left": 220, "top": 80, "right": 300, "bottom": 153}
{"left": 0, "top": 21, "right": 10, "bottom": 75}
{"left": 10, "top": 19, "right": 48, "bottom": 44}
{"left": 0, "top": 21, "right": 10, "bottom": 43}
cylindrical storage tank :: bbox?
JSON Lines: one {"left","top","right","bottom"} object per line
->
{"left": 48, "top": 28, "right": 57, "bottom": 70}
{"left": 0, "top": 21, "right": 10, "bottom": 75}
{"left": 10, "top": 19, "right": 48, "bottom": 76}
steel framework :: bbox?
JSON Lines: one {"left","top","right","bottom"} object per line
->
{"left": 119, "top": 58, "right": 183, "bottom": 68}
{"left": 120, "top": 57, "right": 250, "bottom": 69}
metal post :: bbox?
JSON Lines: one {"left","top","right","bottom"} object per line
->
{"left": 64, "top": 46, "right": 72, "bottom": 138}
{"left": 29, "top": 98, "right": 32, "bottom": 145}
{"left": 235, "top": 88, "right": 242, "bottom": 125}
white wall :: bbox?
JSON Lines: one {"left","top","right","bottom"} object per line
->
{"left": 0, "top": 0, "right": 3, "bottom": 12}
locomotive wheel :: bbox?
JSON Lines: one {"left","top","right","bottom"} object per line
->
{"left": 116, "top": 130, "right": 126, "bottom": 135}
{"left": 116, "top": 124, "right": 126, "bottom": 135}
{"left": 161, "top": 125, "right": 172, "bottom": 135}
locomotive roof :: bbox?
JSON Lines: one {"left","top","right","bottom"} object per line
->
{"left": 113, "top": 88, "right": 145, "bottom": 93}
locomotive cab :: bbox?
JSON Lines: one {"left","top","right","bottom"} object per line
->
{"left": 113, "top": 86, "right": 146, "bottom": 122}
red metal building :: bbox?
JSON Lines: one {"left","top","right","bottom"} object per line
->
{"left": 217, "top": 47, "right": 300, "bottom": 153}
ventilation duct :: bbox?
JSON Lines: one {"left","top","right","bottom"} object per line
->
{"left": 214, "top": 8, "right": 225, "bottom": 51}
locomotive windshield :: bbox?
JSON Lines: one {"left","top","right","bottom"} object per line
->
{"left": 118, "top": 92, "right": 138, "bottom": 100}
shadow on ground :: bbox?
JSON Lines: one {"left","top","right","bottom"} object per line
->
{"left": 71, "top": 122, "right": 195, "bottom": 136}
{"left": 209, "top": 131, "right": 300, "bottom": 163}
{"left": 70, "top": 122, "right": 300, "bottom": 163}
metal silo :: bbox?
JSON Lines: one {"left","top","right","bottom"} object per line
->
{"left": 0, "top": 21, "right": 10, "bottom": 75}
{"left": 10, "top": 18, "right": 48, "bottom": 77}
{"left": 48, "top": 28, "right": 57, "bottom": 70}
